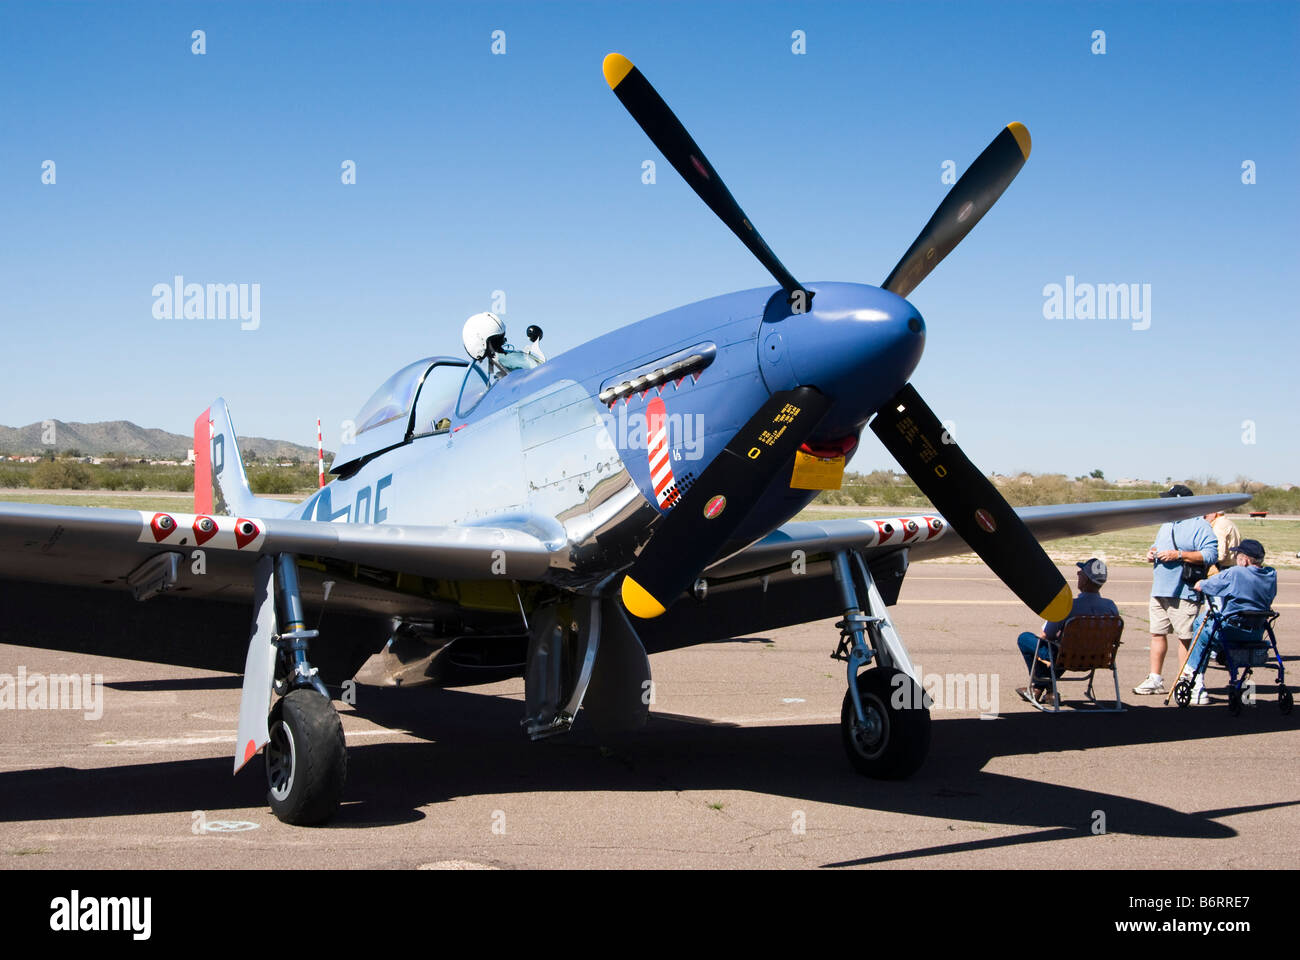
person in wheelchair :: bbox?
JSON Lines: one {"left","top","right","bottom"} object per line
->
{"left": 1015, "top": 558, "right": 1118, "bottom": 704}
{"left": 1182, "top": 539, "right": 1277, "bottom": 705}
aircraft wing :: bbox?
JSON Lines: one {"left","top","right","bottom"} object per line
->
{"left": 0, "top": 501, "right": 555, "bottom": 594}
{"left": 705, "top": 492, "right": 1252, "bottom": 578}
{"left": 0, "top": 500, "right": 560, "bottom": 678}
{"left": 634, "top": 493, "right": 1252, "bottom": 654}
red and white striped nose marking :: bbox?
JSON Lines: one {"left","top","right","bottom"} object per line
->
{"left": 645, "top": 397, "right": 678, "bottom": 510}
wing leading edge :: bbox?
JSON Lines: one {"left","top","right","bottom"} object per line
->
{"left": 707, "top": 493, "right": 1252, "bottom": 579}
{"left": 0, "top": 501, "right": 555, "bottom": 593}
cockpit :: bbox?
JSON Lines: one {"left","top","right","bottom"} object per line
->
{"left": 332, "top": 356, "right": 469, "bottom": 474}
{"left": 331, "top": 350, "right": 543, "bottom": 476}
{"left": 330, "top": 317, "right": 546, "bottom": 476}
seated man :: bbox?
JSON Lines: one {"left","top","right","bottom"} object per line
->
{"left": 1181, "top": 538, "right": 1277, "bottom": 704}
{"left": 1016, "top": 558, "right": 1119, "bottom": 703}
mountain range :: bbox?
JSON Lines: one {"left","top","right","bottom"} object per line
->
{"left": 0, "top": 420, "right": 327, "bottom": 462}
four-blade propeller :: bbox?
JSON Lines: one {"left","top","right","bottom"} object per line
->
{"left": 603, "top": 52, "right": 1070, "bottom": 623}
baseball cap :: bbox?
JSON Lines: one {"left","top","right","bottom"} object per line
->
{"left": 1237, "top": 539, "right": 1265, "bottom": 561}
{"left": 1159, "top": 484, "right": 1195, "bottom": 498}
{"left": 1077, "top": 558, "right": 1108, "bottom": 584}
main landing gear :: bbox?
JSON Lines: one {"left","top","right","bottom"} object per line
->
{"left": 264, "top": 553, "right": 347, "bottom": 825}
{"left": 830, "top": 550, "right": 930, "bottom": 779}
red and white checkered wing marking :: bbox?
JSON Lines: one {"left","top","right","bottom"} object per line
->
{"left": 645, "top": 397, "right": 678, "bottom": 510}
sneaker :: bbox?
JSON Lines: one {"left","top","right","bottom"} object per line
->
{"left": 1133, "top": 674, "right": 1166, "bottom": 695}
{"left": 1191, "top": 678, "right": 1209, "bottom": 706}
{"left": 1016, "top": 685, "right": 1054, "bottom": 706}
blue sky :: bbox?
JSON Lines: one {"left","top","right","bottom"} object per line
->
{"left": 1, "top": 1, "right": 1296, "bottom": 483}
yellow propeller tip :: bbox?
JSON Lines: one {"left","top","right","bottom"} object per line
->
{"left": 1037, "top": 583, "right": 1073, "bottom": 623}
{"left": 1007, "top": 122, "right": 1032, "bottom": 160}
{"left": 603, "top": 52, "right": 634, "bottom": 90}
{"left": 621, "top": 575, "right": 666, "bottom": 619}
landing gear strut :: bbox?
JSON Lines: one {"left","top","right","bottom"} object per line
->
{"left": 831, "top": 550, "right": 930, "bottom": 779}
{"left": 265, "top": 553, "right": 346, "bottom": 825}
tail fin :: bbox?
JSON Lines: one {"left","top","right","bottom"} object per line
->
{"left": 194, "top": 408, "right": 214, "bottom": 515}
{"left": 194, "top": 399, "right": 297, "bottom": 519}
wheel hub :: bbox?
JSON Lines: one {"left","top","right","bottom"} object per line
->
{"left": 851, "top": 697, "right": 887, "bottom": 755}
{"left": 266, "top": 719, "right": 297, "bottom": 802}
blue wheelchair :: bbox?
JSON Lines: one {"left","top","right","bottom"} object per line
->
{"left": 1173, "top": 596, "right": 1291, "bottom": 715}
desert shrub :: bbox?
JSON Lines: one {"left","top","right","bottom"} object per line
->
{"left": 29, "top": 460, "right": 94, "bottom": 489}
{"left": 248, "top": 468, "right": 300, "bottom": 495}
{"left": 1246, "top": 487, "right": 1300, "bottom": 514}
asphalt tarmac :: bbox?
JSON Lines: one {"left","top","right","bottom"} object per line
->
{"left": 1, "top": 564, "right": 1295, "bottom": 869}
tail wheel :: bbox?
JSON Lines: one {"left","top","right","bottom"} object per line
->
{"left": 1173, "top": 677, "right": 1193, "bottom": 709}
{"left": 265, "top": 689, "right": 347, "bottom": 825}
{"left": 840, "top": 667, "right": 931, "bottom": 779}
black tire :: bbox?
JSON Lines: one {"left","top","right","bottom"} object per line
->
{"left": 1279, "top": 686, "right": 1293, "bottom": 716}
{"left": 1227, "top": 687, "right": 1242, "bottom": 717}
{"left": 265, "top": 689, "right": 347, "bottom": 825}
{"left": 840, "top": 667, "right": 931, "bottom": 779}
{"left": 1173, "top": 678, "right": 1193, "bottom": 709}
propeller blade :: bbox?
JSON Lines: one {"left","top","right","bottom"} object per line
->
{"left": 870, "top": 383, "right": 1071, "bottom": 622}
{"left": 603, "top": 52, "right": 810, "bottom": 307}
{"left": 882, "top": 123, "right": 1032, "bottom": 299}
{"left": 621, "top": 386, "right": 832, "bottom": 619}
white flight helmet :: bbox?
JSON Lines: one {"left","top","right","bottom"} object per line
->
{"left": 462, "top": 312, "right": 506, "bottom": 361}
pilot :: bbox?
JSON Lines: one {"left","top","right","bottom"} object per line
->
{"left": 461, "top": 312, "right": 545, "bottom": 380}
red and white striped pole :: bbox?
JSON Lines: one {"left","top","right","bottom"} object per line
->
{"left": 317, "top": 418, "right": 325, "bottom": 488}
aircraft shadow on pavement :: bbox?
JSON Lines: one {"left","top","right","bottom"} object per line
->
{"left": 103, "top": 676, "right": 244, "bottom": 692}
{"left": 1, "top": 683, "right": 1295, "bottom": 857}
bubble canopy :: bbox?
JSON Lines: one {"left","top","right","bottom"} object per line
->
{"left": 332, "top": 356, "right": 468, "bottom": 473}
{"left": 354, "top": 358, "right": 438, "bottom": 435}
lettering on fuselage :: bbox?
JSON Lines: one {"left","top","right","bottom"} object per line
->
{"left": 306, "top": 473, "right": 392, "bottom": 524}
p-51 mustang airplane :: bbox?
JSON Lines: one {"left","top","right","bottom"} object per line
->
{"left": 0, "top": 54, "right": 1246, "bottom": 824}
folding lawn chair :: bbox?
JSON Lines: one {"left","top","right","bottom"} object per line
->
{"left": 1027, "top": 614, "right": 1125, "bottom": 713}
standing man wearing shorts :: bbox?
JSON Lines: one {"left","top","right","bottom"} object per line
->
{"left": 1135, "top": 484, "right": 1219, "bottom": 695}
